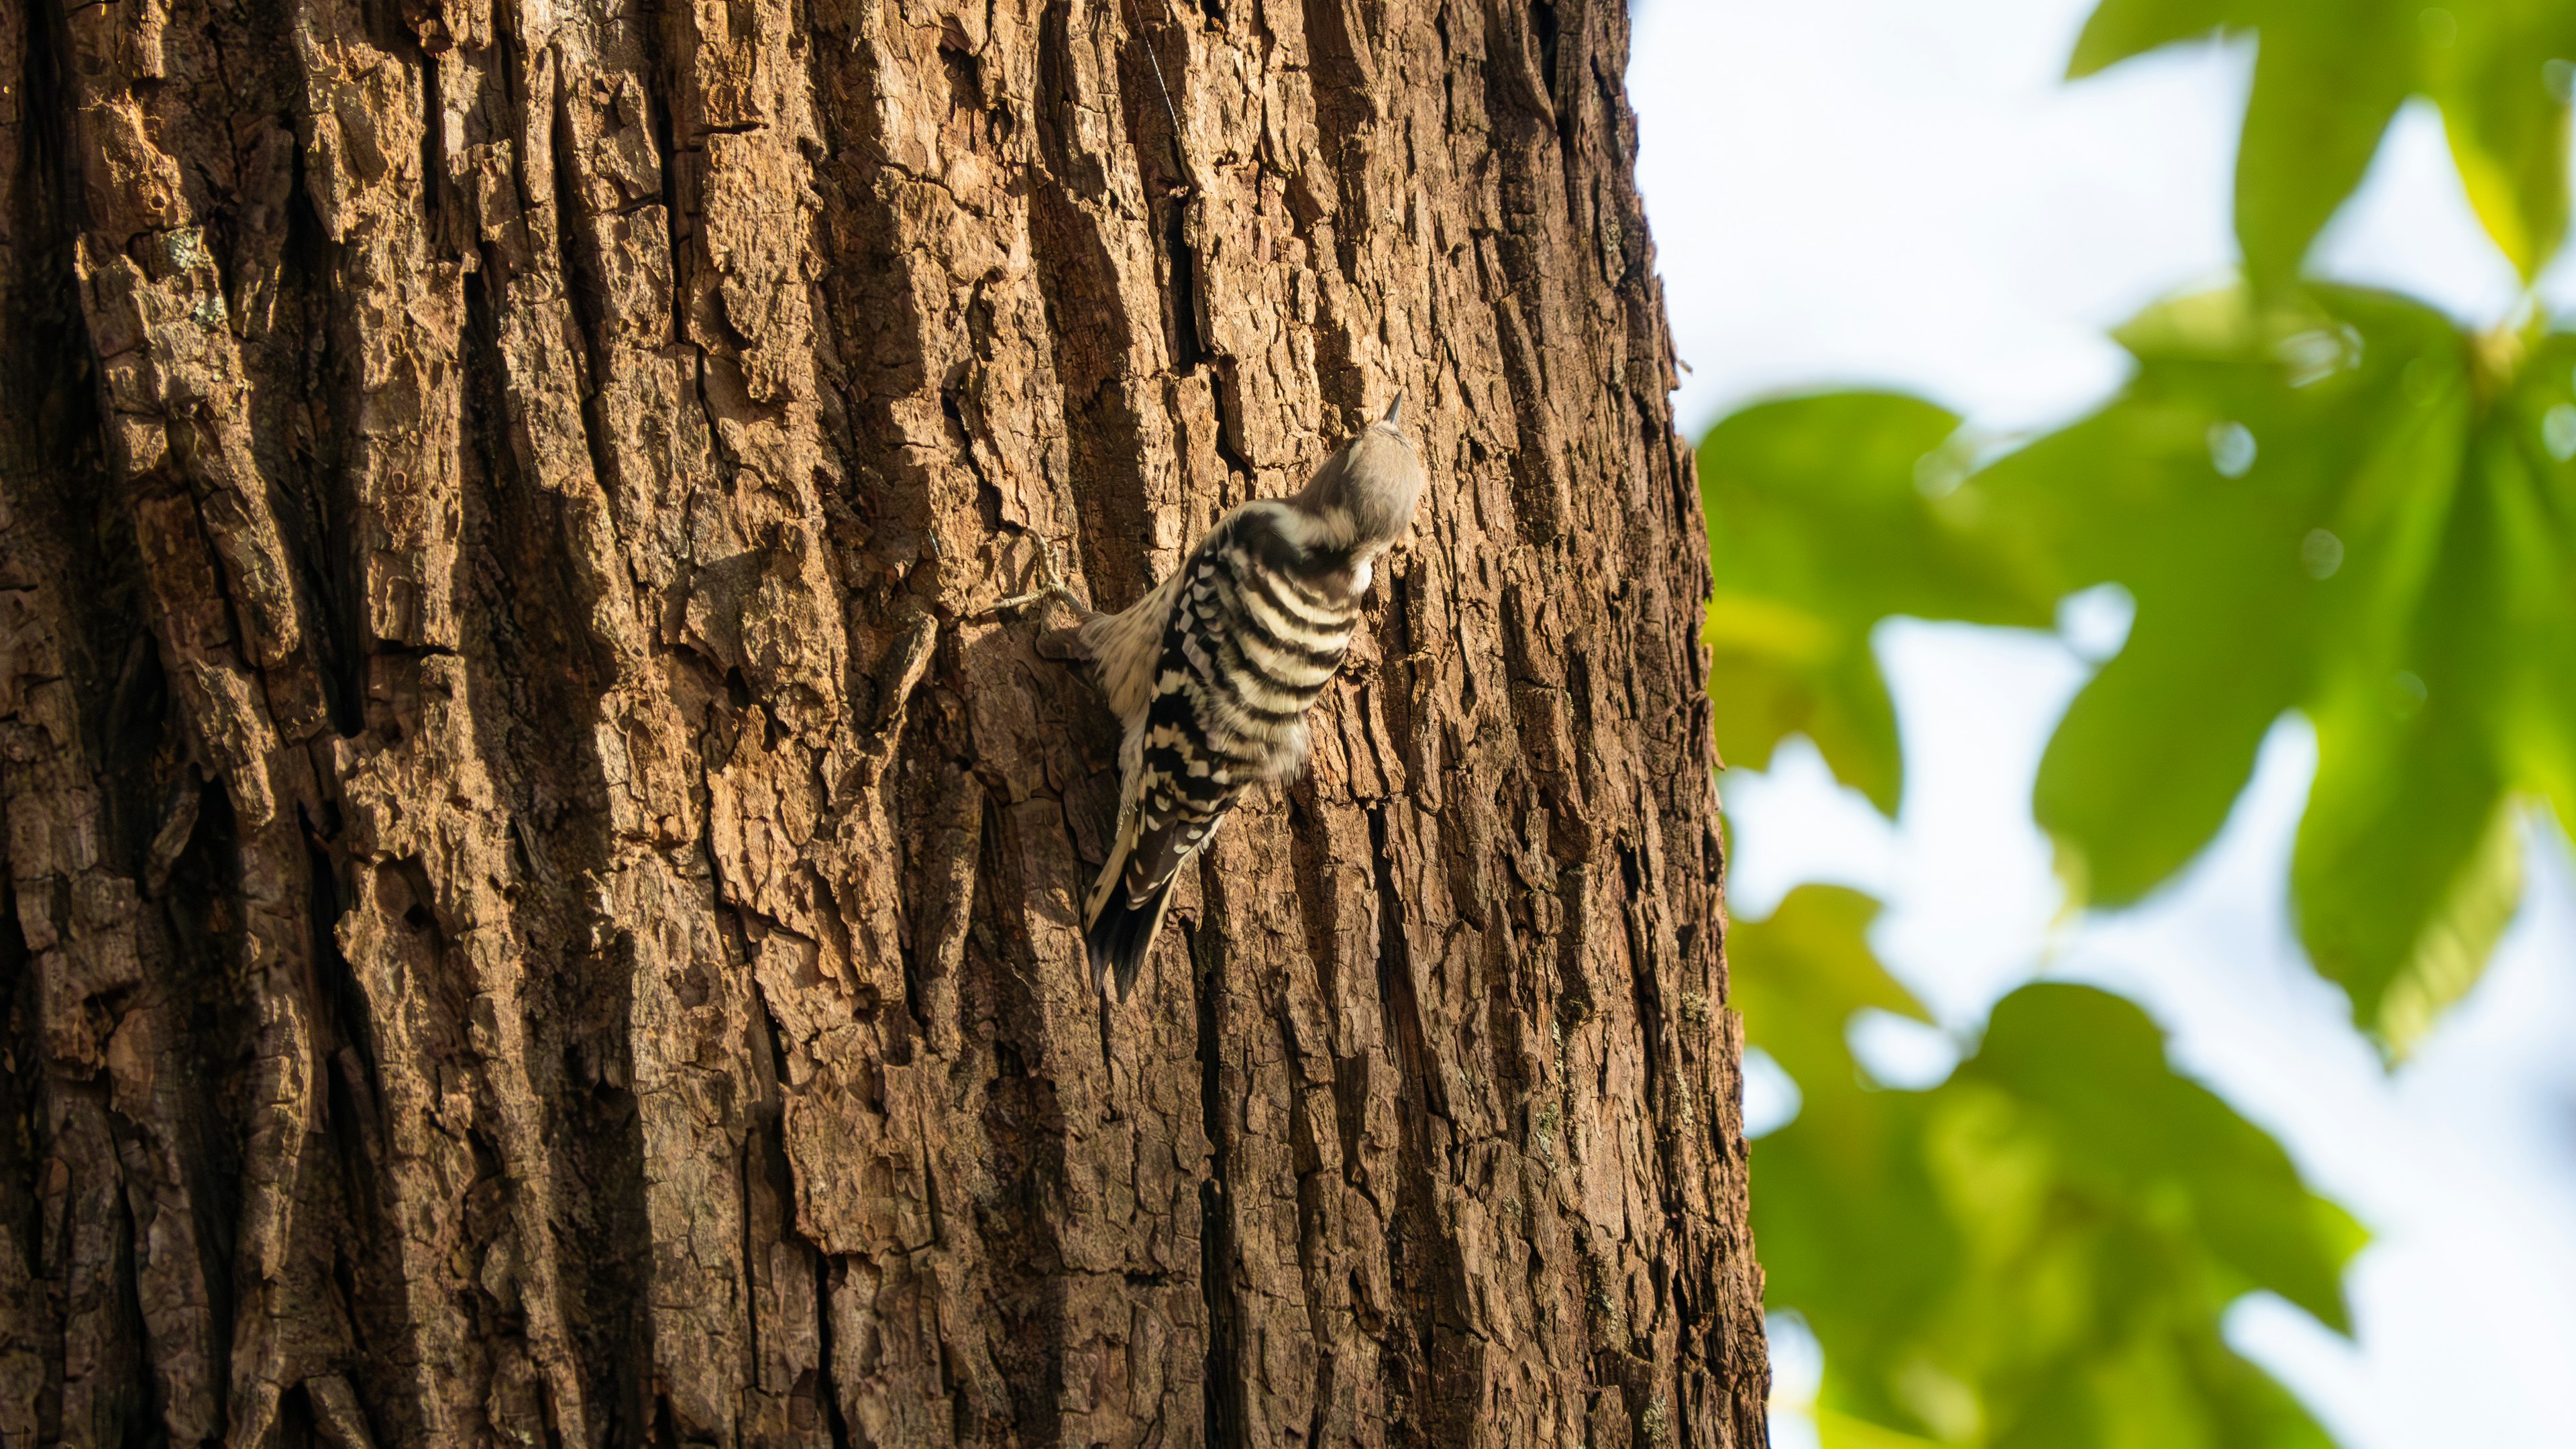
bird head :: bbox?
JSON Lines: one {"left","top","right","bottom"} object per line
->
{"left": 1291, "top": 392, "right": 1426, "bottom": 559}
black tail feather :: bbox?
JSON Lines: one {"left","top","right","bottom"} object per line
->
{"left": 1085, "top": 871, "right": 1180, "bottom": 1002}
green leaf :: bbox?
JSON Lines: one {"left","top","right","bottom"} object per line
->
{"left": 2291, "top": 582, "right": 2512, "bottom": 1057}
{"left": 1701, "top": 394, "right": 2057, "bottom": 814}
{"left": 1733, "top": 888, "right": 1958, "bottom": 1430}
{"left": 2334, "top": 795, "right": 2525, "bottom": 1058}
{"left": 1976, "top": 285, "right": 2465, "bottom": 905}
{"left": 2233, "top": 5, "right": 2416, "bottom": 290}
{"left": 2483, "top": 331, "right": 2576, "bottom": 880}
{"left": 2430, "top": 0, "right": 2576, "bottom": 277}
{"left": 1700, "top": 290, "right": 2576, "bottom": 1043}
{"left": 1730, "top": 885, "right": 1933, "bottom": 1093}
{"left": 2288, "top": 325, "right": 2576, "bottom": 1049}
{"left": 2067, "top": 0, "right": 2235, "bottom": 78}
{"left": 1817, "top": 1408, "right": 1943, "bottom": 1449}
{"left": 1962, "top": 986, "right": 2364, "bottom": 1335}
{"left": 2068, "top": 0, "right": 2576, "bottom": 286}
{"left": 1992, "top": 409, "right": 2314, "bottom": 906}
{"left": 1940, "top": 285, "right": 2576, "bottom": 1044}
{"left": 1737, "top": 891, "right": 2364, "bottom": 1448}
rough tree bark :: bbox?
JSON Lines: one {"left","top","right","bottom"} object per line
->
{"left": 0, "top": 0, "right": 1763, "bottom": 1442}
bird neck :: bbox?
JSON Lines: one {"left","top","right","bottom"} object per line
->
{"left": 1307, "top": 505, "right": 1360, "bottom": 551}
{"left": 1264, "top": 503, "right": 1377, "bottom": 599}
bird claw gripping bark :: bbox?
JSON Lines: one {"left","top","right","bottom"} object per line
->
{"left": 1078, "top": 392, "right": 1426, "bottom": 1001}
{"left": 991, "top": 532, "right": 1091, "bottom": 622}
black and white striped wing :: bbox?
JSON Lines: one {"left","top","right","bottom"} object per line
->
{"left": 1083, "top": 505, "right": 1359, "bottom": 996}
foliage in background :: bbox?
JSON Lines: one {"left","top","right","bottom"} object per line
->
{"left": 1707, "top": 1, "right": 2576, "bottom": 1444}
{"left": 2073, "top": 0, "right": 2576, "bottom": 288}
{"left": 1737, "top": 889, "right": 2364, "bottom": 1449}
{"left": 1707, "top": 283, "right": 2576, "bottom": 1055}
{"left": 1707, "top": 0, "right": 2576, "bottom": 1051}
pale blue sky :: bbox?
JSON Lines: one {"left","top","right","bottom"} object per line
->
{"left": 1626, "top": 3, "right": 2576, "bottom": 1444}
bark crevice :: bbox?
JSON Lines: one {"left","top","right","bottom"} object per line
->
{"left": 0, "top": 0, "right": 1763, "bottom": 1441}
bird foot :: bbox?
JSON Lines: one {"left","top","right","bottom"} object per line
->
{"left": 987, "top": 533, "right": 1092, "bottom": 623}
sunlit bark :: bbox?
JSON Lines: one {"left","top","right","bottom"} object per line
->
{"left": 0, "top": 0, "right": 1763, "bottom": 1442}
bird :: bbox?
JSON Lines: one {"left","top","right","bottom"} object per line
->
{"left": 1003, "top": 393, "right": 1427, "bottom": 999}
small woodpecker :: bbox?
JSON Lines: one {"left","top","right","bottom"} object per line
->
{"left": 1008, "top": 394, "right": 1427, "bottom": 999}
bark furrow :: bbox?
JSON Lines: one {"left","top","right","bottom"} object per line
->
{"left": 0, "top": 0, "right": 1766, "bottom": 1443}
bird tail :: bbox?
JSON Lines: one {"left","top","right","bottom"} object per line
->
{"left": 1085, "top": 870, "right": 1181, "bottom": 1002}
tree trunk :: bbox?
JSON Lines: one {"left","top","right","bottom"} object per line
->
{"left": 0, "top": 0, "right": 1762, "bottom": 1442}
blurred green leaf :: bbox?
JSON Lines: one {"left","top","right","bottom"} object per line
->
{"left": 2068, "top": 0, "right": 2576, "bottom": 284}
{"left": 1947, "top": 286, "right": 2576, "bottom": 1049}
{"left": 2495, "top": 336, "right": 2576, "bottom": 835}
{"left": 1819, "top": 1407, "right": 1943, "bottom": 1449}
{"left": 1693, "top": 290, "right": 2570, "bottom": 1052}
{"left": 1977, "top": 286, "right": 2469, "bottom": 910}
{"left": 1733, "top": 887, "right": 1962, "bottom": 1424}
{"left": 1737, "top": 6, "right": 2576, "bottom": 1055}
{"left": 2283, "top": 327, "right": 2576, "bottom": 1051}
{"left": 1731, "top": 885, "right": 1935, "bottom": 1091}
{"left": 2066, "top": 0, "right": 2232, "bottom": 77}
{"left": 2432, "top": 1, "right": 2576, "bottom": 276}
{"left": 1962, "top": 987, "right": 2363, "bottom": 1336}
{"left": 1700, "top": 394, "right": 2057, "bottom": 813}
{"left": 1738, "top": 888, "right": 2365, "bottom": 1448}
{"left": 2235, "top": 5, "right": 2416, "bottom": 292}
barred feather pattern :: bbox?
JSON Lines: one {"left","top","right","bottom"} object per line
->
{"left": 1081, "top": 501, "right": 1363, "bottom": 997}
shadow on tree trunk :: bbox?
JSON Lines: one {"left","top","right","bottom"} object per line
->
{"left": 0, "top": 0, "right": 1766, "bottom": 1442}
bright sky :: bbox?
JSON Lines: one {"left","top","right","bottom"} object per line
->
{"left": 1625, "top": 3, "right": 2576, "bottom": 1446}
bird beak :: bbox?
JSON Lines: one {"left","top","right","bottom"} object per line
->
{"left": 1381, "top": 390, "right": 1406, "bottom": 428}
